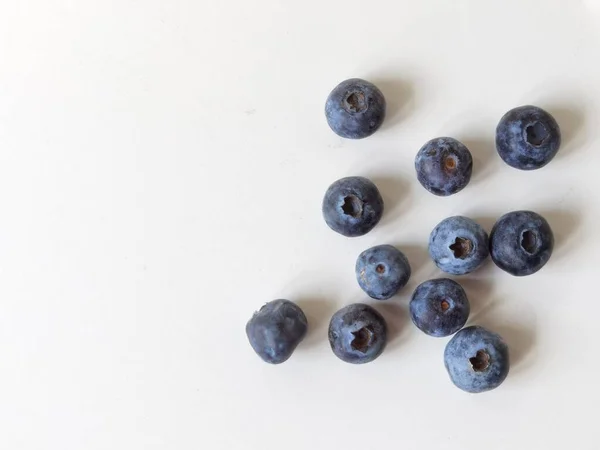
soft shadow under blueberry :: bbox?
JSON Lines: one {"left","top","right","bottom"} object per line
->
{"left": 470, "top": 215, "right": 498, "bottom": 233}
{"left": 538, "top": 209, "right": 582, "bottom": 263}
{"left": 295, "top": 298, "right": 336, "bottom": 350}
{"left": 370, "top": 78, "right": 415, "bottom": 131}
{"left": 371, "top": 301, "right": 410, "bottom": 351}
{"left": 458, "top": 277, "right": 495, "bottom": 322}
{"left": 473, "top": 209, "right": 582, "bottom": 264}
{"left": 546, "top": 105, "right": 587, "bottom": 160}
{"left": 459, "top": 136, "right": 499, "bottom": 186}
{"left": 370, "top": 175, "right": 411, "bottom": 228}
{"left": 470, "top": 303, "right": 537, "bottom": 376}
{"left": 392, "top": 244, "right": 429, "bottom": 277}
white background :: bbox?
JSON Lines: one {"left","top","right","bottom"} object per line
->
{"left": 0, "top": 1, "right": 598, "bottom": 449}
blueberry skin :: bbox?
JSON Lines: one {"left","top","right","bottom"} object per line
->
{"left": 415, "top": 137, "right": 473, "bottom": 196}
{"left": 325, "top": 78, "right": 386, "bottom": 139}
{"left": 496, "top": 105, "right": 561, "bottom": 170}
{"left": 444, "top": 326, "right": 510, "bottom": 393}
{"left": 429, "top": 216, "right": 489, "bottom": 275}
{"left": 490, "top": 210, "right": 554, "bottom": 276}
{"left": 410, "top": 278, "right": 470, "bottom": 337}
{"left": 322, "top": 176, "right": 384, "bottom": 237}
{"left": 328, "top": 303, "right": 387, "bottom": 364}
{"left": 355, "top": 245, "right": 411, "bottom": 300}
{"left": 246, "top": 299, "right": 308, "bottom": 364}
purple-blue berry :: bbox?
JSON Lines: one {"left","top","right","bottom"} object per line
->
{"left": 328, "top": 304, "right": 387, "bottom": 364}
{"left": 496, "top": 105, "right": 561, "bottom": 170}
{"left": 410, "top": 278, "right": 470, "bottom": 337}
{"left": 444, "top": 326, "right": 510, "bottom": 393}
{"left": 490, "top": 210, "right": 554, "bottom": 276}
{"left": 325, "top": 78, "right": 386, "bottom": 139}
{"left": 322, "top": 176, "right": 384, "bottom": 237}
{"left": 246, "top": 300, "right": 308, "bottom": 364}
{"left": 356, "top": 245, "right": 411, "bottom": 300}
{"left": 429, "top": 216, "right": 489, "bottom": 275}
{"left": 415, "top": 137, "right": 473, "bottom": 196}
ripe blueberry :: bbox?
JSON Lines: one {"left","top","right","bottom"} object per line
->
{"left": 496, "top": 105, "right": 561, "bottom": 170}
{"left": 489, "top": 210, "right": 554, "bottom": 276}
{"left": 444, "top": 326, "right": 510, "bottom": 393}
{"left": 415, "top": 137, "right": 473, "bottom": 196}
{"left": 328, "top": 303, "right": 387, "bottom": 364}
{"left": 246, "top": 299, "right": 308, "bottom": 364}
{"left": 355, "top": 245, "right": 411, "bottom": 300}
{"left": 322, "top": 176, "right": 384, "bottom": 237}
{"left": 429, "top": 216, "right": 489, "bottom": 275}
{"left": 410, "top": 278, "right": 470, "bottom": 337}
{"left": 325, "top": 78, "right": 386, "bottom": 139}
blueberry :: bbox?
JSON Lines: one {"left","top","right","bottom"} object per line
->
{"left": 496, "top": 105, "right": 561, "bottom": 170}
{"left": 444, "top": 326, "right": 510, "bottom": 393}
{"left": 355, "top": 245, "right": 411, "bottom": 300}
{"left": 415, "top": 137, "right": 473, "bottom": 196}
{"left": 325, "top": 78, "right": 386, "bottom": 139}
{"left": 246, "top": 299, "right": 308, "bottom": 364}
{"left": 322, "top": 176, "right": 384, "bottom": 237}
{"left": 328, "top": 303, "right": 387, "bottom": 364}
{"left": 429, "top": 216, "right": 489, "bottom": 275}
{"left": 410, "top": 278, "right": 470, "bottom": 337}
{"left": 489, "top": 210, "right": 554, "bottom": 276}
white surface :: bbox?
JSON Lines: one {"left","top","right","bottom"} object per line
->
{"left": 0, "top": 1, "right": 599, "bottom": 449}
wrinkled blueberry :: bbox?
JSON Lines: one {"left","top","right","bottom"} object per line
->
{"left": 328, "top": 303, "right": 387, "bottom": 364}
{"left": 415, "top": 137, "right": 473, "bottom": 196}
{"left": 322, "top": 176, "right": 384, "bottom": 237}
{"left": 410, "top": 278, "right": 470, "bottom": 337}
{"left": 429, "top": 216, "right": 489, "bottom": 275}
{"left": 496, "top": 105, "right": 561, "bottom": 170}
{"left": 444, "top": 326, "right": 510, "bottom": 393}
{"left": 490, "top": 210, "right": 554, "bottom": 276}
{"left": 246, "top": 299, "right": 308, "bottom": 364}
{"left": 325, "top": 78, "right": 386, "bottom": 139}
{"left": 355, "top": 245, "right": 411, "bottom": 300}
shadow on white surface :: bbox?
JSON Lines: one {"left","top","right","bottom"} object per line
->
{"left": 460, "top": 136, "right": 499, "bottom": 187}
{"left": 295, "top": 298, "right": 336, "bottom": 350}
{"left": 474, "top": 208, "right": 582, "bottom": 265}
{"left": 371, "top": 301, "right": 411, "bottom": 351}
{"left": 392, "top": 244, "right": 440, "bottom": 304}
{"left": 539, "top": 208, "right": 583, "bottom": 263}
{"left": 471, "top": 215, "right": 498, "bottom": 233}
{"left": 371, "top": 175, "right": 412, "bottom": 230}
{"left": 393, "top": 243, "right": 430, "bottom": 277}
{"left": 473, "top": 305, "right": 537, "bottom": 377}
{"left": 464, "top": 206, "right": 581, "bottom": 376}
{"left": 459, "top": 276, "right": 495, "bottom": 322}
{"left": 547, "top": 104, "right": 588, "bottom": 161}
{"left": 443, "top": 242, "right": 539, "bottom": 376}
{"left": 371, "top": 78, "right": 415, "bottom": 131}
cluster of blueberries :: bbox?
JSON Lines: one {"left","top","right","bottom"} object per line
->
{"left": 247, "top": 78, "right": 560, "bottom": 393}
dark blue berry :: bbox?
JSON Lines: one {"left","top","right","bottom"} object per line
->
{"left": 328, "top": 303, "right": 387, "bottom": 364}
{"left": 415, "top": 137, "right": 473, "bottom": 196}
{"left": 355, "top": 245, "right": 411, "bottom": 300}
{"left": 246, "top": 299, "right": 308, "bottom": 364}
{"left": 429, "top": 216, "right": 489, "bottom": 275}
{"left": 496, "top": 105, "right": 561, "bottom": 170}
{"left": 325, "top": 78, "right": 386, "bottom": 139}
{"left": 322, "top": 176, "right": 384, "bottom": 237}
{"left": 490, "top": 210, "right": 554, "bottom": 276}
{"left": 444, "top": 326, "right": 510, "bottom": 393}
{"left": 410, "top": 278, "right": 470, "bottom": 337}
